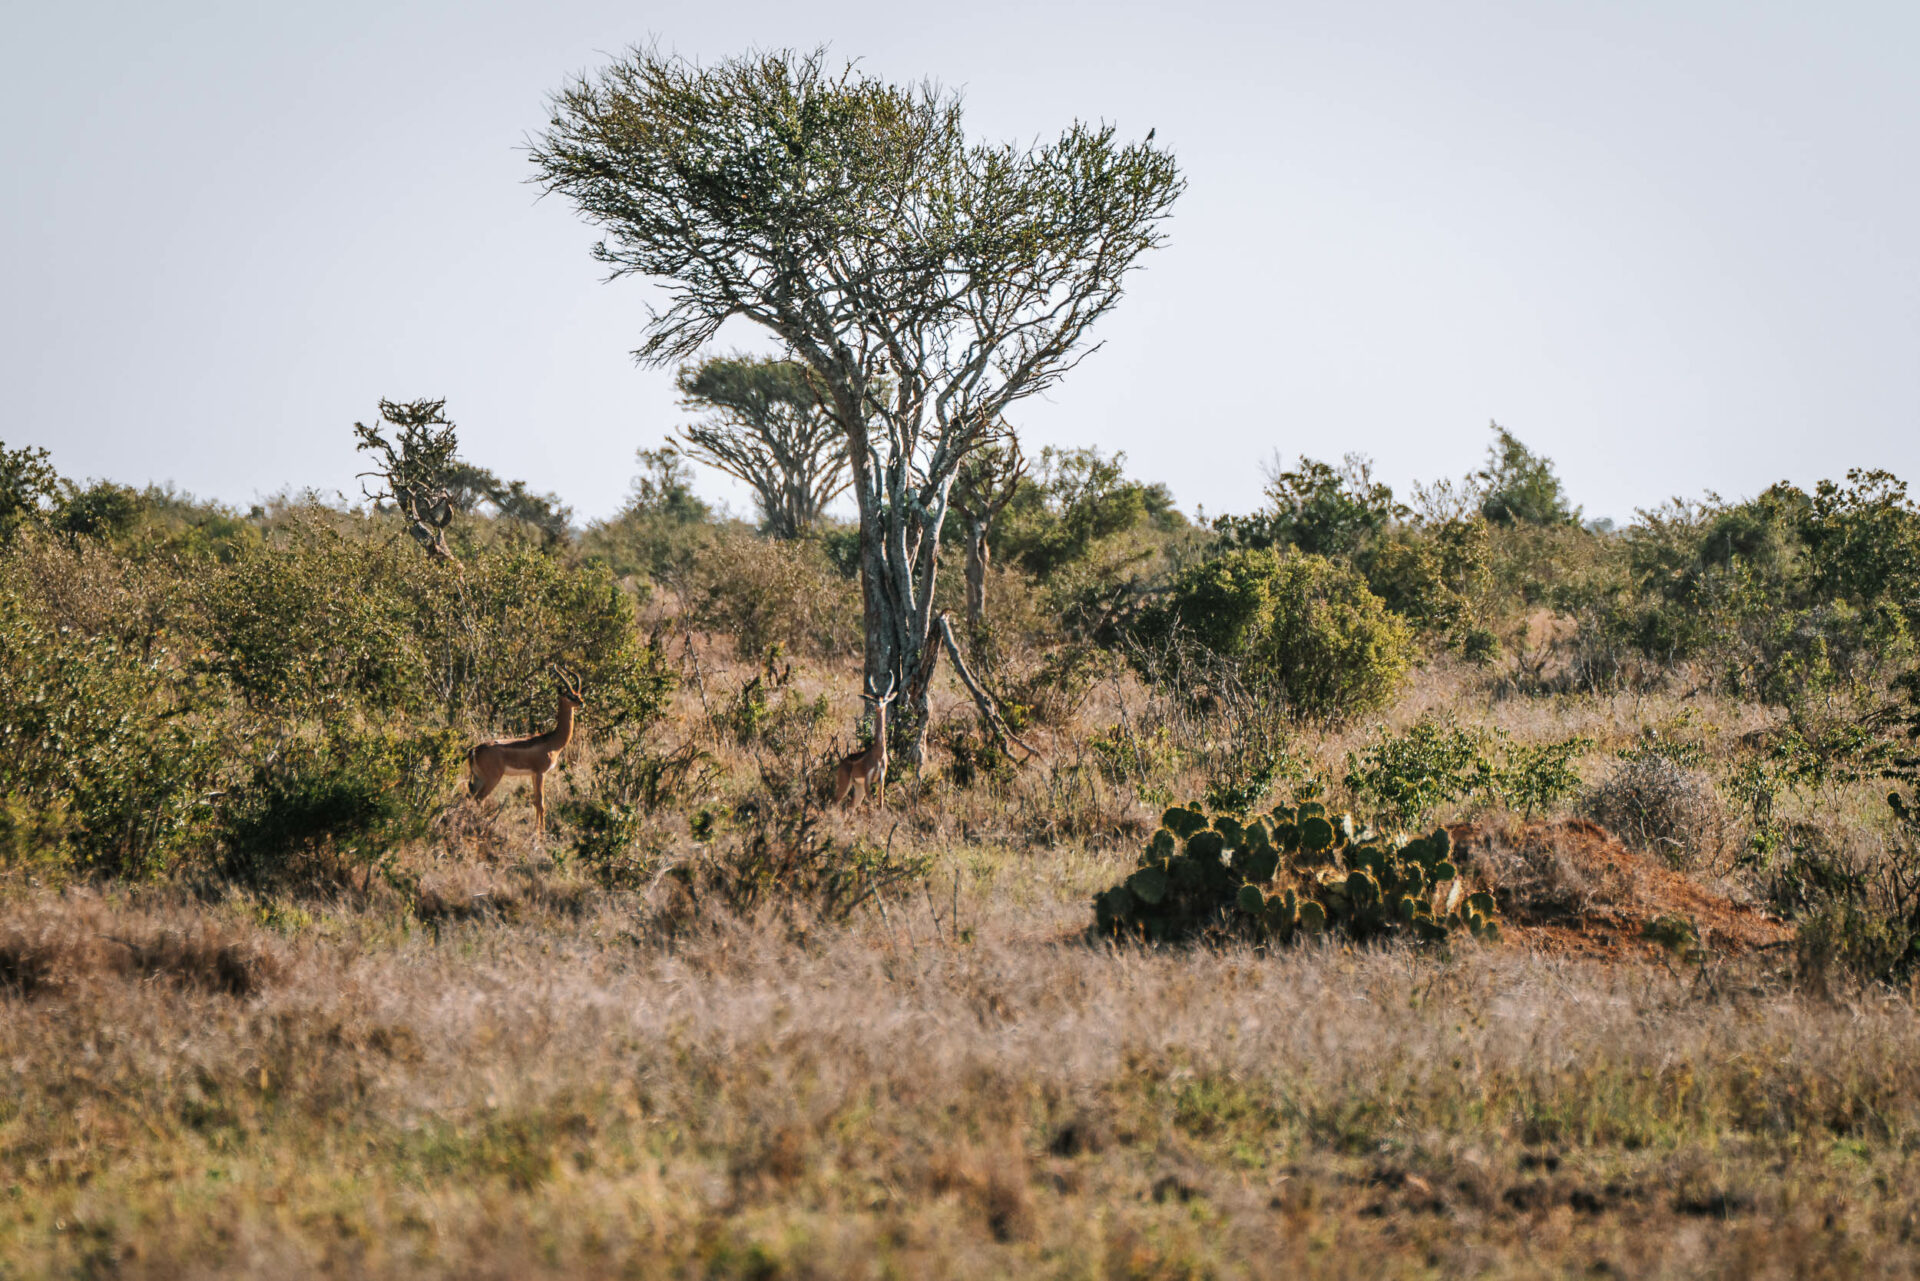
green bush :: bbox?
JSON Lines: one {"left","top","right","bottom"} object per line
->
{"left": 1572, "top": 474, "right": 1920, "bottom": 700}
{"left": 1089, "top": 800, "right": 1497, "bottom": 946}
{"left": 1475, "top": 425, "right": 1579, "bottom": 527}
{"left": 1496, "top": 735, "right": 1593, "bottom": 820}
{"left": 219, "top": 725, "right": 464, "bottom": 891}
{"left": 200, "top": 519, "right": 652, "bottom": 728}
{"left": 1345, "top": 717, "right": 1593, "bottom": 829}
{"left": 579, "top": 447, "right": 713, "bottom": 583}
{"left": 682, "top": 528, "right": 861, "bottom": 659}
{"left": 0, "top": 591, "right": 218, "bottom": 879}
{"left": 1136, "top": 548, "right": 1413, "bottom": 722}
{"left": 1345, "top": 718, "right": 1495, "bottom": 829}
{"left": 0, "top": 441, "right": 63, "bottom": 543}
{"left": 1211, "top": 453, "right": 1403, "bottom": 559}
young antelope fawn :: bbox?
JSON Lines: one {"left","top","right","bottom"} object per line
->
{"left": 467, "top": 670, "right": 584, "bottom": 832}
{"left": 832, "top": 680, "right": 897, "bottom": 807}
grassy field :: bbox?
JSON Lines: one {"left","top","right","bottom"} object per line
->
{"left": 7, "top": 473, "right": 1920, "bottom": 1277}
{"left": 6, "top": 813, "right": 1919, "bottom": 1279}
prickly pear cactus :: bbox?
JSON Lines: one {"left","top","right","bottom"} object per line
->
{"left": 1089, "top": 800, "right": 1499, "bottom": 946}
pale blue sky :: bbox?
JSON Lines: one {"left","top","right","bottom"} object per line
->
{"left": 4, "top": 1, "right": 1916, "bottom": 524}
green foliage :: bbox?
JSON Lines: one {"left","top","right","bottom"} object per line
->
{"left": 53, "top": 482, "right": 146, "bottom": 542}
{"left": 1345, "top": 716, "right": 1592, "bottom": 828}
{"left": 682, "top": 529, "right": 861, "bottom": 658}
{"left": 1579, "top": 472, "right": 1920, "bottom": 700}
{"left": 1354, "top": 516, "right": 1496, "bottom": 653}
{"left": 1344, "top": 718, "right": 1495, "bottom": 829}
{"left": 1090, "top": 800, "right": 1498, "bottom": 946}
{"left": 0, "top": 441, "right": 63, "bottom": 543}
{"left": 995, "top": 447, "right": 1184, "bottom": 579}
{"left": 1787, "top": 791, "right": 1920, "bottom": 988}
{"left": 1088, "top": 722, "right": 1184, "bottom": 795}
{"left": 533, "top": 46, "right": 1182, "bottom": 711}
{"left": 201, "top": 527, "right": 436, "bottom": 716}
{"left": 0, "top": 590, "right": 219, "bottom": 879}
{"left": 562, "top": 799, "right": 656, "bottom": 890}
{"left": 1213, "top": 453, "right": 1405, "bottom": 558}
{"left": 581, "top": 448, "right": 713, "bottom": 582}
{"left": 1476, "top": 424, "right": 1578, "bottom": 527}
{"left": 219, "top": 725, "right": 464, "bottom": 892}
{"left": 1498, "top": 735, "right": 1593, "bottom": 820}
{"left": 353, "top": 399, "right": 464, "bottom": 561}
{"left": 674, "top": 354, "right": 847, "bottom": 539}
{"left": 441, "top": 461, "right": 574, "bottom": 546}
{"left": 201, "top": 523, "right": 646, "bottom": 727}
{"left": 1202, "top": 716, "right": 1309, "bottom": 817}
{"left": 1723, "top": 705, "right": 1904, "bottom": 864}
{"left": 1136, "top": 548, "right": 1413, "bottom": 722}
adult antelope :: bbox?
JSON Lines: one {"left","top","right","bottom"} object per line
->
{"left": 467, "top": 668, "right": 584, "bottom": 832}
{"left": 832, "top": 679, "right": 897, "bottom": 807}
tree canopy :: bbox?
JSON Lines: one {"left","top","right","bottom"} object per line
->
{"left": 531, "top": 45, "right": 1183, "bottom": 753}
{"left": 1477, "top": 424, "right": 1578, "bottom": 527}
{"left": 673, "top": 354, "right": 848, "bottom": 539}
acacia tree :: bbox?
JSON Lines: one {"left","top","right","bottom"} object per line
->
{"left": 674, "top": 354, "right": 848, "bottom": 539}
{"left": 530, "top": 46, "right": 1183, "bottom": 757}
{"left": 949, "top": 438, "right": 1026, "bottom": 633}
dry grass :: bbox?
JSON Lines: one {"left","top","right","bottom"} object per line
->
{"left": 7, "top": 636, "right": 1917, "bottom": 1278}
{"left": 5, "top": 847, "right": 1920, "bottom": 1279}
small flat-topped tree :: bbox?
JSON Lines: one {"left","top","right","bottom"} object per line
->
{"left": 530, "top": 45, "right": 1183, "bottom": 760}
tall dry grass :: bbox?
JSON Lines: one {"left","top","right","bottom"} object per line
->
{"left": 6, "top": 594, "right": 1917, "bottom": 1277}
{"left": 5, "top": 858, "right": 1920, "bottom": 1278}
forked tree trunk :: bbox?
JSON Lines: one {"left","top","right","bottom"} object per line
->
{"left": 845, "top": 423, "right": 955, "bottom": 767}
{"left": 963, "top": 514, "right": 990, "bottom": 633}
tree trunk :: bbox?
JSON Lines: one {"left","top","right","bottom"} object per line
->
{"left": 845, "top": 416, "right": 955, "bottom": 767}
{"left": 963, "top": 515, "right": 989, "bottom": 634}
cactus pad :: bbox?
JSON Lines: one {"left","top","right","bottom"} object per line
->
{"left": 1089, "top": 797, "right": 1500, "bottom": 947}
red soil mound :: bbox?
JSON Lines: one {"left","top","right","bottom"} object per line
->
{"left": 1449, "top": 819, "right": 1790, "bottom": 962}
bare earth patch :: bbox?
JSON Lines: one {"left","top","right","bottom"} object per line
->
{"left": 1458, "top": 818, "right": 1791, "bottom": 961}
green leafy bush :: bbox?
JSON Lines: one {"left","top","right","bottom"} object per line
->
{"left": 201, "top": 521, "right": 650, "bottom": 728}
{"left": 1498, "top": 735, "right": 1593, "bottom": 820}
{"left": 1345, "top": 719, "right": 1495, "bottom": 829}
{"left": 219, "top": 725, "right": 464, "bottom": 892}
{"left": 1135, "top": 548, "right": 1413, "bottom": 722}
{"left": 1475, "top": 425, "right": 1579, "bottom": 527}
{"left": 579, "top": 447, "right": 713, "bottom": 583}
{"left": 1089, "top": 800, "right": 1497, "bottom": 946}
{"left": 1345, "top": 717, "right": 1593, "bottom": 829}
{"left": 682, "top": 528, "right": 860, "bottom": 658}
{"left": 0, "top": 441, "right": 64, "bottom": 543}
{"left": 1573, "top": 473, "right": 1920, "bottom": 700}
{"left": 0, "top": 593, "right": 218, "bottom": 879}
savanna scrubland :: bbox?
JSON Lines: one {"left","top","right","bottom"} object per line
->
{"left": 9, "top": 422, "right": 1920, "bottom": 1280}
{"left": 11, "top": 43, "right": 1920, "bottom": 1281}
